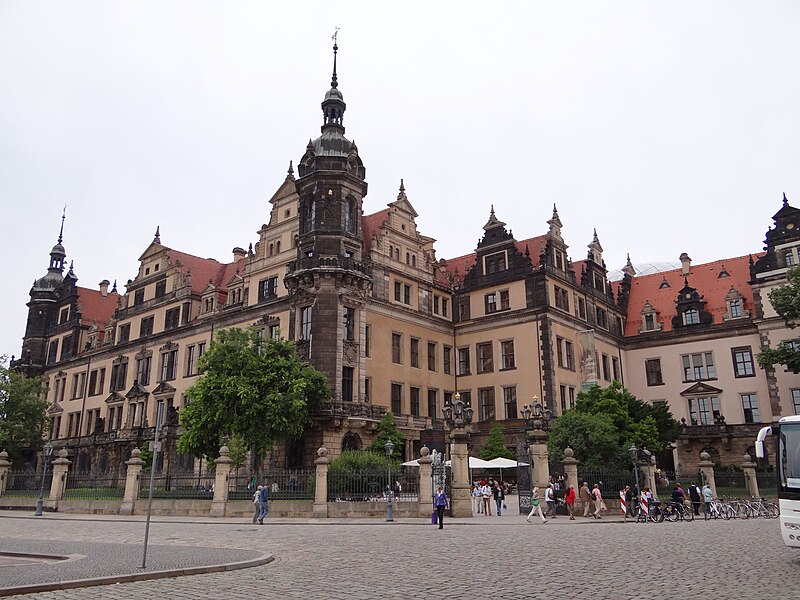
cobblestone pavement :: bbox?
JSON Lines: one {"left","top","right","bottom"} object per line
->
{"left": 1, "top": 512, "right": 797, "bottom": 599}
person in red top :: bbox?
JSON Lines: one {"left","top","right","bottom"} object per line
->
{"left": 564, "top": 484, "right": 577, "bottom": 520}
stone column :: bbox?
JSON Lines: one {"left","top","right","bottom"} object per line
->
{"left": 120, "top": 448, "right": 145, "bottom": 516}
{"left": 210, "top": 445, "right": 232, "bottom": 517}
{"left": 529, "top": 430, "right": 550, "bottom": 489}
{"left": 49, "top": 449, "right": 71, "bottom": 502}
{"left": 313, "top": 446, "right": 330, "bottom": 518}
{"left": 0, "top": 450, "right": 11, "bottom": 498}
{"left": 449, "top": 429, "right": 472, "bottom": 518}
{"left": 561, "top": 447, "right": 579, "bottom": 492}
{"left": 698, "top": 451, "right": 717, "bottom": 499}
{"left": 641, "top": 458, "right": 658, "bottom": 500}
{"left": 417, "top": 446, "right": 433, "bottom": 518}
{"left": 741, "top": 453, "right": 760, "bottom": 499}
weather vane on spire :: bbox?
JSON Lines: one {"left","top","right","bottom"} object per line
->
{"left": 58, "top": 204, "right": 67, "bottom": 243}
{"left": 332, "top": 26, "right": 339, "bottom": 45}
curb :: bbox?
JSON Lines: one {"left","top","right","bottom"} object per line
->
{"left": 0, "top": 552, "right": 274, "bottom": 597}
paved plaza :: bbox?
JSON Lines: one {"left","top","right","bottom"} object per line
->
{"left": 0, "top": 509, "right": 797, "bottom": 599}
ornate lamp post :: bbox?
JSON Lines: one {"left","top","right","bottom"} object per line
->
{"left": 385, "top": 439, "right": 394, "bottom": 522}
{"left": 520, "top": 396, "right": 552, "bottom": 491}
{"left": 442, "top": 392, "right": 474, "bottom": 518}
{"left": 34, "top": 441, "right": 54, "bottom": 516}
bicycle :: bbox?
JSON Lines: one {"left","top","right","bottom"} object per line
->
{"left": 662, "top": 500, "right": 694, "bottom": 522}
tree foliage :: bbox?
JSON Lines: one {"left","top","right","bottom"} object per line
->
{"left": 758, "top": 266, "right": 800, "bottom": 372}
{"left": 479, "top": 422, "right": 515, "bottom": 460}
{"left": 177, "top": 327, "right": 329, "bottom": 460}
{"left": 329, "top": 450, "right": 395, "bottom": 476}
{"left": 0, "top": 357, "right": 48, "bottom": 465}
{"left": 548, "top": 382, "right": 681, "bottom": 469}
{"left": 367, "top": 412, "right": 405, "bottom": 460}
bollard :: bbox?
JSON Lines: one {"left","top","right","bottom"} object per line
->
{"left": 639, "top": 493, "right": 649, "bottom": 521}
{"left": 620, "top": 490, "right": 627, "bottom": 521}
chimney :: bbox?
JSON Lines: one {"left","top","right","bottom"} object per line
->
{"left": 679, "top": 253, "right": 691, "bottom": 276}
{"left": 99, "top": 279, "right": 110, "bottom": 297}
{"left": 232, "top": 247, "right": 247, "bottom": 261}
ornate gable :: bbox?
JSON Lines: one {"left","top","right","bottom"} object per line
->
{"left": 680, "top": 382, "right": 723, "bottom": 396}
{"left": 671, "top": 278, "right": 712, "bottom": 328}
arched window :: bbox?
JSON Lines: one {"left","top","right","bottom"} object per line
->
{"left": 411, "top": 255, "right": 416, "bottom": 267}
{"left": 276, "top": 241, "right": 281, "bottom": 253}
{"left": 406, "top": 252, "right": 410, "bottom": 265}
{"left": 394, "top": 248, "right": 400, "bottom": 260}
{"left": 389, "top": 245, "right": 393, "bottom": 257}
{"left": 345, "top": 198, "right": 357, "bottom": 233}
{"left": 269, "top": 243, "right": 274, "bottom": 257}
{"left": 342, "top": 432, "right": 362, "bottom": 452}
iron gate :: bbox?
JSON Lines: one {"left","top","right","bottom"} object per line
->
{"left": 431, "top": 452, "right": 452, "bottom": 517}
{"left": 517, "top": 443, "right": 532, "bottom": 514}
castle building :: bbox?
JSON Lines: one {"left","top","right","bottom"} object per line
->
{"left": 13, "top": 47, "right": 800, "bottom": 474}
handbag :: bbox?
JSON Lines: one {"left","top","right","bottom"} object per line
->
{"left": 431, "top": 510, "right": 438, "bottom": 525}
{"left": 600, "top": 501, "right": 608, "bottom": 512}
{"left": 531, "top": 499, "right": 540, "bottom": 506}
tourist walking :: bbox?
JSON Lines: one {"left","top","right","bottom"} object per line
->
{"left": 493, "top": 481, "right": 505, "bottom": 516}
{"left": 702, "top": 483, "right": 714, "bottom": 519}
{"left": 257, "top": 481, "right": 270, "bottom": 524}
{"left": 472, "top": 483, "right": 482, "bottom": 514}
{"left": 591, "top": 484, "right": 603, "bottom": 519}
{"left": 252, "top": 485, "right": 262, "bottom": 524}
{"left": 481, "top": 481, "right": 493, "bottom": 516}
{"left": 526, "top": 486, "right": 547, "bottom": 524}
{"left": 545, "top": 484, "right": 557, "bottom": 519}
{"left": 580, "top": 481, "right": 594, "bottom": 518}
{"left": 434, "top": 485, "right": 449, "bottom": 529}
{"left": 688, "top": 482, "right": 702, "bottom": 516}
{"left": 564, "top": 484, "right": 576, "bottom": 520}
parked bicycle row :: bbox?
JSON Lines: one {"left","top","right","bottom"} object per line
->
{"left": 632, "top": 497, "right": 779, "bottom": 522}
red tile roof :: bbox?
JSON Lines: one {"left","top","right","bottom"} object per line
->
{"left": 624, "top": 254, "right": 759, "bottom": 336}
{"left": 361, "top": 209, "right": 390, "bottom": 253}
{"left": 165, "top": 249, "right": 233, "bottom": 295}
{"left": 76, "top": 287, "right": 120, "bottom": 328}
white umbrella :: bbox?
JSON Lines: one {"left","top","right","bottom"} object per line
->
{"left": 486, "top": 457, "right": 527, "bottom": 468}
{"left": 401, "top": 459, "right": 420, "bottom": 467}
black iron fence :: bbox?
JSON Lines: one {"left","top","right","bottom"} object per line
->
{"left": 5, "top": 471, "right": 52, "bottom": 498}
{"left": 63, "top": 471, "right": 125, "bottom": 500}
{"left": 140, "top": 471, "right": 215, "bottom": 500}
{"left": 229, "top": 470, "right": 315, "bottom": 501}
{"left": 327, "top": 471, "right": 418, "bottom": 502}
{"left": 577, "top": 467, "right": 635, "bottom": 498}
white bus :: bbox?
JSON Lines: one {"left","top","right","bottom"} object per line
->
{"left": 756, "top": 414, "right": 800, "bottom": 548}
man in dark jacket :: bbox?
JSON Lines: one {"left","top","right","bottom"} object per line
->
{"left": 257, "top": 482, "right": 270, "bottom": 524}
{"left": 688, "top": 482, "right": 702, "bottom": 516}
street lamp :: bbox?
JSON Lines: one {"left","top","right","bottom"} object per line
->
{"left": 442, "top": 392, "right": 474, "bottom": 430}
{"left": 520, "top": 396, "right": 552, "bottom": 439}
{"left": 385, "top": 439, "right": 394, "bottom": 522}
{"left": 34, "top": 441, "right": 54, "bottom": 516}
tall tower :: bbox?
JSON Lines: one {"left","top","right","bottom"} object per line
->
{"left": 285, "top": 41, "right": 372, "bottom": 403}
{"left": 20, "top": 216, "right": 68, "bottom": 373}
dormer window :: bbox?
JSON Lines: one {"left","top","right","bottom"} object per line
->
{"left": 484, "top": 251, "right": 506, "bottom": 274}
{"left": 659, "top": 277, "right": 670, "bottom": 289}
{"left": 644, "top": 314, "right": 655, "bottom": 330}
{"left": 729, "top": 299, "right": 742, "bottom": 318}
{"left": 683, "top": 308, "right": 700, "bottom": 325}
{"left": 786, "top": 250, "right": 796, "bottom": 267}
{"left": 639, "top": 300, "right": 662, "bottom": 333}
{"left": 59, "top": 306, "right": 70, "bottom": 324}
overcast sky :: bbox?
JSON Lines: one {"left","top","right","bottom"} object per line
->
{"left": 2, "top": 1, "right": 799, "bottom": 357}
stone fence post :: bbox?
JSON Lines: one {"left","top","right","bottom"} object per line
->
{"left": 120, "top": 448, "right": 145, "bottom": 515}
{"left": 741, "top": 453, "right": 760, "bottom": 499}
{"left": 0, "top": 450, "right": 11, "bottom": 498}
{"left": 49, "top": 449, "right": 71, "bottom": 502}
{"left": 313, "top": 446, "right": 330, "bottom": 518}
{"left": 211, "top": 445, "right": 232, "bottom": 517}
{"left": 529, "top": 430, "right": 550, "bottom": 489}
{"left": 698, "top": 451, "right": 717, "bottom": 499}
{"left": 418, "top": 446, "right": 433, "bottom": 518}
{"left": 561, "top": 447, "right": 579, "bottom": 492}
{"left": 641, "top": 456, "right": 658, "bottom": 500}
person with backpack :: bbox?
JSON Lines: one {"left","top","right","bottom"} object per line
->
{"left": 688, "top": 482, "right": 702, "bottom": 516}
{"left": 544, "top": 484, "right": 557, "bottom": 519}
{"left": 257, "top": 481, "right": 270, "bottom": 524}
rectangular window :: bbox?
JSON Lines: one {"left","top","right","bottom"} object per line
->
{"left": 60, "top": 335, "right": 73, "bottom": 361}
{"left": 645, "top": 358, "right": 663, "bottom": 386}
{"left": 442, "top": 298, "right": 449, "bottom": 317}
{"left": 793, "top": 389, "right": 800, "bottom": 415}
{"left": 556, "top": 336, "right": 565, "bottom": 367}
{"left": 258, "top": 276, "right": 279, "bottom": 302}
{"left": 485, "top": 252, "right": 506, "bottom": 274}
{"left": 186, "top": 345, "right": 197, "bottom": 376}
{"left": 601, "top": 354, "right": 610, "bottom": 381}
{"left": 443, "top": 345, "right": 452, "bottom": 375}
{"left": 164, "top": 307, "right": 181, "bottom": 331}
{"left": 688, "top": 396, "right": 721, "bottom": 425}
{"left": 478, "top": 387, "right": 495, "bottom": 421}
{"left": 427, "top": 342, "right": 436, "bottom": 371}
{"left": 134, "top": 289, "right": 144, "bottom": 306}
{"left": 342, "top": 367, "right": 354, "bottom": 402}
{"left": 729, "top": 299, "right": 743, "bottom": 318}
{"left": 365, "top": 325, "right": 371, "bottom": 358}
{"left": 118, "top": 323, "right": 131, "bottom": 344}
{"left": 410, "top": 387, "right": 420, "bottom": 416}
{"left": 110, "top": 362, "right": 127, "bottom": 392}
{"left": 477, "top": 342, "right": 493, "bottom": 373}
{"left": 140, "top": 316, "right": 154, "bottom": 337}
{"left": 300, "top": 306, "right": 312, "bottom": 340}
{"left": 458, "top": 347, "right": 471, "bottom": 376}
{"left": 501, "top": 340, "right": 515, "bottom": 370}
{"left": 47, "top": 340, "right": 59, "bottom": 365}
{"left": 612, "top": 356, "right": 620, "bottom": 381}
{"left": 364, "top": 378, "right": 371, "bottom": 404}
{"left": 344, "top": 307, "right": 356, "bottom": 341}
{"left": 732, "top": 347, "right": 755, "bottom": 378}
{"left": 554, "top": 286, "right": 569, "bottom": 311}
{"left": 434, "top": 296, "right": 440, "bottom": 315}
{"left": 596, "top": 307, "right": 608, "bottom": 329}
{"left": 59, "top": 306, "right": 70, "bottom": 324}
{"left": 392, "top": 333, "right": 402, "bottom": 364}
{"left": 500, "top": 290, "right": 510, "bottom": 310}
{"left": 88, "top": 368, "right": 105, "bottom": 396}
{"left": 155, "top": 280, "right": 166, "bottom": 298}
{"left": 70, "top": 372, "right": 85, "bottom": 400}
{"left": 410, "top": 338, "right": 420, "bottom": 368}
{"left": 181, "top": 301, "right": 191, "bottom": 325}
{"left": 578, "top": 298, "right": 586, "bottom": 320}
{"left": 503, "top": 386, "right": 517, "bottom": 419}
{"left": 485, "top": 292, "right": 497, "bottom": 314}
{"left": 391, "top": 383, "right": 402, "bottom": 415}
{"left": 560, "top": 384, "right": 568, "bottom": 414}
{"left": 682, "top": 352, "right": 716, "bottom": 381}
{"left": 403, "top": 284, "right": 411, "bottom": 305}
{"left": 84, "top": 409, "right": 94, "bottom": 436}
{"left": 52, "top": 377, "right": 66, "bottom": 403}
{"left": 741, "top": 393, "right": 759, "bottom": 423}
{"left": 67, "top": 412, "right": 80, "bottom": 437}
{"left": 565, "top": 341, "right": 575, "bottom": 371}
{"left": 427, "top": 389, "right": 438, "bottom": 419}
{"left": 135, "top": 356, "right": 151, "bottom": 385}
{"left": 161, "top": 349, "right": 178, "bottom": 381}
{"left": 394, "top": 281, "right": 401, "bottom": 302}
{"left": 568, "top": 386, "right": 576, "bottom": 409}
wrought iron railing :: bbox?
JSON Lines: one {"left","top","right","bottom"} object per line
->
{"left": 140, "top": 472, "right": 214, "bottom": 499}
{"left": 5, "top": 471, "right": 52, "bottom": 498}
{"left": 327, "top": 471, "right": 418, "bottom": 502}
{"left": 63, "top": 472, "right": 125, "bottom": 500}
{"left": 229, "top": 470, "right": 315, "bottom": 501}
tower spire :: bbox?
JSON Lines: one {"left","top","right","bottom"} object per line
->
{"left": 331, "top": 27, "right": 339, "bottom": 89}
{"left": 58, "top": 205, "right": 66, "bottom": 244}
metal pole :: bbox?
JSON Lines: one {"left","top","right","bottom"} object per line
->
{"left": 386, "top": 461, "right": 394, "bottom": 522}
{"left": 34, "top": 446, "right": 51, "bottom": 517}
{"left": 141, "top": 401, "right": 164, "bottom": 569}
{"left": 633, "top": 461, "right": 640, "bottom": 520}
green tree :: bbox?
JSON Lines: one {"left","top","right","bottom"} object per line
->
{"left": 758, "top": 265, "right": 800, "bottom": 372}
{"left": 549, "top": 382, "right": 680, "bottom": 468}
{"left": 177, "top": 327, "right": 329, "bottom": 460}
{"left": 0, "top": 357, "right": 48, "bottom": 465}
{"left": 479, "top": 422, "right": 515, "bottom": 460}
{"left": 225, "top": 433, "right": 248, "bottom": 471}
{"left": 367, "top": 412, "right": 405, "bottom": 460}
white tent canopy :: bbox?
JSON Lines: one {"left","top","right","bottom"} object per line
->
{"left": 486, "top": 457, "right": 528, "bottom": 468}
{"left": 401, "top": 457, "right": 497, "bottom": 469}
